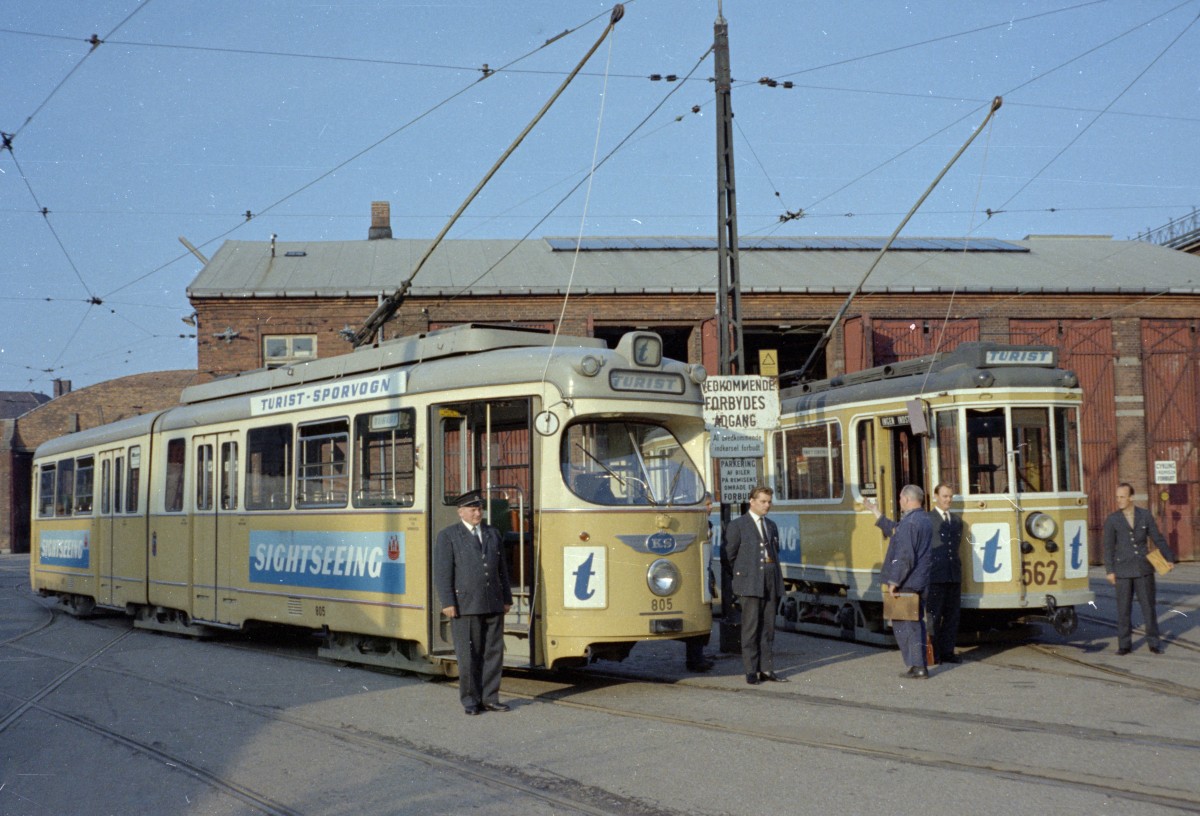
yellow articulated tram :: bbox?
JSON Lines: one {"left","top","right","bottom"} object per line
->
{"left": 30, "top": 325, "right": 712, "bottom": 673}
{"left": 766, "top": 342, "right": 1092, "bottom": 643}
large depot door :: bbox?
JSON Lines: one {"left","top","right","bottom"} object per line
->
{"left": 428, "top": 399, "right": 536, "bottom": 666}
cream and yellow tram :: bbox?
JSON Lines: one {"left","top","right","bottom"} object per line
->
{"left": 30, "top": 325, "right": 711, "bottom": 672}
{"left": 766, "top": 342, "right": 1092, "bottom": 643}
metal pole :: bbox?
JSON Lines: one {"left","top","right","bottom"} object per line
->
{"left": 714, "top": 3, "right": 743, "bottom": 654}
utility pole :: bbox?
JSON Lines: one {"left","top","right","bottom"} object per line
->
{"left": 713, "top": 2, "right": 744, "bottom": 654}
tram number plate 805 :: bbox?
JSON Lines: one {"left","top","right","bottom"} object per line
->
{"left": 1022, "top": 560, "right": 1059, "bottom": 587}
{"left": 649, "top": 598, "right": 674, "bottom": 612}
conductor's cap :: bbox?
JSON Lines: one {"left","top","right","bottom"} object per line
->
{"left": 455, "top": 490, "right": 484, "bottom": 508}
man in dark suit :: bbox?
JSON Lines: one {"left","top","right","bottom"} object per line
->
{"left": 868, "top": 484, "right": 933, "bottom": 678}
{"left": 1102, "top": 482, "right": 1172, "bottom": 655}
{"left": 926, "top": 482, "right": 964, "bottom": 664}
{"left": 724, "top": 485, "right": 788, "bottom": 685}
{"left": 435, "top": 491, "right": 513, "bottom": 714}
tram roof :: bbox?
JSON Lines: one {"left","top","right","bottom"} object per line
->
{"left": 188, "top": 234, "right": 1200, "bottom": 298}
{"left": 780, "top": 342, "right": 1080, "bottom": 412}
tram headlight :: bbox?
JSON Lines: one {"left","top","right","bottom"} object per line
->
{"left": 576, "top": 354, "right": 603, "bottom": 377}
{"left": 1025, "top": 512, "right": 1058, "bottom": 541}
{"left": 646, "top": 558, "right": 680, "bottom": 597}
{"left": 686, "top": 363, "right": 707, "bottom": 384}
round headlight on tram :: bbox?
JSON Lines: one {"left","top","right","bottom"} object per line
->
{"left": 575, "top": 354, "right": 603, "bottom": 377}
{"left": 1025, "top": 512, "right": 1058, "bottom": 541}
{"left": 646, "top": 558, "right": 681, "bottom": 597}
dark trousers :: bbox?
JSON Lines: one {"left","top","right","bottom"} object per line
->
{"left": 739, "top": 585, "right": 779, "bottom": 675}
{"left": 926, "top": 581, "right": 961, "bottom": 660}
{"left": 1115, "top": 574, "right": 1160, "bottom": 650}
{"left": 450, "top": 612, "right": 505, "bottom": 708}
{"left": 893, "top": 595, "right": 927, "bottom": 669}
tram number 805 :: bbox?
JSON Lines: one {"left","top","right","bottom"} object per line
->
{"left": 650, "top": 598, "right": 674, "bottom": 612}
{"left": 1022, "top": 560, "right": 1059, "bottom": 587}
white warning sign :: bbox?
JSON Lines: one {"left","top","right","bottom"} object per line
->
{"left": 702, "top": 376, "right": 779, "bottom": 432}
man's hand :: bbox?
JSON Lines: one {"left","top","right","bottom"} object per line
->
{"left": 442, "top": 605, "right": 458, "bottom": 618}
{"left": 1106, "top": 573, "right": 1116, "bottom": 586}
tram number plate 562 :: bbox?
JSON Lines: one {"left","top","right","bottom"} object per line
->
{"left": 1022, "top": 560, "right": 1059, "bottom": 587}
{"left": 650, "top": 598, "right": 674, "bottom": 612}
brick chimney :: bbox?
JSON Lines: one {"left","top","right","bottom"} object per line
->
{"left": 369, "top": 201, "right": 393, "bottom": 240}
{"left": 53, "top": 379, "right": 72, "bottom": 398}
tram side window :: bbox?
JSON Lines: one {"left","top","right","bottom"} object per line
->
{"left": 934, "top": 411, "right": 961, "bottom": 491}
{"left": 73, "top": 456, "right": 94, "bottom": 514}
{"left": 1012, "top": 408, "right": 1052, "bottom": 493}
{"left": 246, "top": 424, "right": 292, "bottom": 510}
{"left": 55, "top": 458, "right": 75, "bottom": 516}
{"left": 1054, "top": 407, "right": 1083, "bottom": 492}
{"left": 773, "top": 423, "right": 843, "bottom": 500}
{"left": 297, "top": 419, "right": 349, "bottom": 508}
{"left": 354, "top": 409, "right": 415, "bottom": 507}
{"left": 38, "top": 464, "right": 56, "bottom": 517}
{"left": 966, "top": 409, "right": 1009, "bottom": 495}
{"left": 114, "top": 457, "right": 124, "bottom": 515}
{"left": 196, "top": 444, "right": 214, "bottom": 511}
{"left": 855, "top": 420, "right": 877, "bottom": 497}
{"left": 126, "top": 446, "right": 141, "bottom": 513}
{"left": 221, "top": 442, "right": 238, "bottom": 510}
{"left": 165, "top": 439, "right": 186, "bottom": 512}
{"left": 101, "top": 460, "right": 112, "bottom": 515}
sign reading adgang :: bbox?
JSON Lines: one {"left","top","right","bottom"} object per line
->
{"left": 702, "top": 375, "right": 779, "bottom": 431}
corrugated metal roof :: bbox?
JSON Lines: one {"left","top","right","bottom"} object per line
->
{"left": 186, "top": 235, "right": 1200, "bottom": 299}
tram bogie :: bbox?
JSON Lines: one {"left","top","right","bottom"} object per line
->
{"left": 31, "top": 325, "right": 712, "bottom": 675}
{"left": 765, "top": 342, "right": 1093, "bottom": 645}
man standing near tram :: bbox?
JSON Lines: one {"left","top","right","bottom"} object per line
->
{"left": 867, "top": 485, "right": 933, "bottom": 678}
{"left": 1102, "top": 482, "right": 1173, "bottom": 655}
{"left": 926, "top": 483, "right": 964, "bottom": 664}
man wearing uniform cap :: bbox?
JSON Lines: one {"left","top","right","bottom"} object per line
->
{"left": 435, "top": 490, "right": 513, "bottom": 715}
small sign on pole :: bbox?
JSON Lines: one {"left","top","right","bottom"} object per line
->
{"left": 718, "top": 458, "right": 760, "bottom": 505}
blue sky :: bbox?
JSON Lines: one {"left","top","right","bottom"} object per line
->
{"left": 3, "top": 1, "right": 1198, "bottom": 391}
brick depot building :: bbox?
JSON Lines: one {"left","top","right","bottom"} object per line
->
{"left": 185, "top": 213, "right": 1200, "bottom": 563}
{"left": 2, "top": 371, "right": 199, "bottom": 552}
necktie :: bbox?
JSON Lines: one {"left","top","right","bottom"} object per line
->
{"left": 472, "top": 526, "right": 482, "bottom": 548}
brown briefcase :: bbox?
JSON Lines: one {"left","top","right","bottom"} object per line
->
{"left": 883, "top": 591, "right": 920, "bottom": 621}
{"left": 1147, "top": 546, "right": 1174, "bottom": 575}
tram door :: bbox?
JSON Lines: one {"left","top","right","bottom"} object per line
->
{"left": 191, "top": 432, "right": 239, "bottom": 624}
{"left": 883, "top": 417, "right": 927, "bottom": 516}
{"left": 428, "top": 399, "right": 535, "bottom": 666}
{"left": 95, "top": 449, "right": 119, "bottom": 606}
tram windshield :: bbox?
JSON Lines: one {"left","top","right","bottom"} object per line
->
{"left": 563, "top": 421, "right": 704, "bottom": 506}
{"left": 937, "top": 405, "right": 1083, "bottom": 495}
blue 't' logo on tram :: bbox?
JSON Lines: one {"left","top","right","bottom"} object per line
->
{"left": 982, "top": 529, "right": 1004, "bottom": 574}
{"left": 573, "top": 553, "right": 596, "bottom": 601}
{"left": 1069, "top": 527, "right": 1084, "bottom": 571}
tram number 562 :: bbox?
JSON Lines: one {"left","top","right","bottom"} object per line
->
{"left": 1022, "top": 560, "right": 1059, "bottom": 587}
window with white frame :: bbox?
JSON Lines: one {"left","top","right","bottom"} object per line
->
{"left": 263, "top": 335, "right": 317, "bottom": 368}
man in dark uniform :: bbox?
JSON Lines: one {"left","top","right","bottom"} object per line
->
{"left": 1102, "top": 482, "right": 1172, "bottom": 655}
{"left": 868, "top": 484, "right": 933, "bottom": 678}
{"left": 724, "top": 485, "right": 788, "bottom": 685}
{"left": 435, "top": 491, "right": 513, "bottom": 714}
{"left": 926, "top": 482, "right": 964, "bottom": 664}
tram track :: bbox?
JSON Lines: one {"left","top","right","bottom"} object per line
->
{"left": 0, "top": 618, "right": 682, "bottom": 816}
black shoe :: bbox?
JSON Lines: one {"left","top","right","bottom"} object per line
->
{"left": 745, "top": 673, "right": 760, "bottom": 685}
{"left": 1149, "top": 646, "right": 1164, "bottom": 655}
{"left": 1116, "top": 648, "right": 1131, "bottom": 656}
{"left": 941, "top": 654, "right": 962, "bottom": 664}
{"left": 686, "top": 659, "right": 714, "bottom": 672}
{"left": 481, "top": 702, "right": 511, "bottom": 712}
{"left": 901, "top": 667, "right": 929, "bottom": 679}
{"left": 760, "top": 672, "right": 789, "bottom": 683}
{"left": 464, "top": 706, "right": 482, "bottom": 716}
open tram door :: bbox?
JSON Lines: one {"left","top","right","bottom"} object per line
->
{"left": 880, "top": 411, "right": 928, "bottom": 516}
{"left": 428, "top": 398, "right": 536, "bottom": 668}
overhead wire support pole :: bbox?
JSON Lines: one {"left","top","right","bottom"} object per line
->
{"left": 787, "top": 96, "right": 1003, "bottom": 383}
{"left": 713, "top": 2, "right": 744, "bottom": 378}
{"left": 713, "top": 1, "right": 744, "bottom": 654}
{"left": 350, "top": 4, "right": 626, "bottom": 348}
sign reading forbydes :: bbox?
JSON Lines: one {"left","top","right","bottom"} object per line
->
{"left": 702, "top": 375, "right": 779, "bottom": 432}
